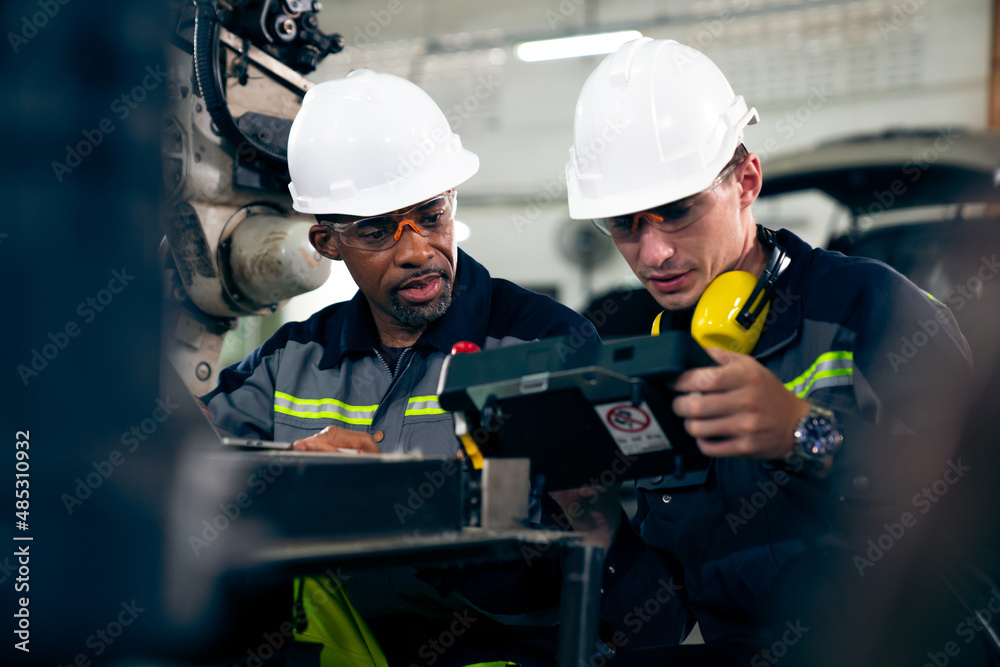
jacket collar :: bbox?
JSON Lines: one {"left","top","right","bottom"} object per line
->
{"left": 319, "top": 248, "right": 492, "bottom": 369}
{"left": 751, "top": 228, "right": 811, "bottom": 359}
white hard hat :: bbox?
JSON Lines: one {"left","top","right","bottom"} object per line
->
{"left": 566, "top": 38, "right": 758, "bottom": 220}
{"left": 288, "top": 69, "right": 480, "bottom": 216}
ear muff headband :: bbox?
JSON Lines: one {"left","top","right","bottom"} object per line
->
{"left": 735, "top": 225, "right": 790, "bottom": 330}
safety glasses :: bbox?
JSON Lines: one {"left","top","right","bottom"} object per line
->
{"left": 592, "top": 159, "right": 742, "bottom": 239}
{"left": 324, "top": 190, "right": 456, "bottom": 251}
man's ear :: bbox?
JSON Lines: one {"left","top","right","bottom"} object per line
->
{"left": 737, "top": 153, "right": 763, "bottom": 209}
{"left": 310, "top": 223, "right": 343, "bottom": 261}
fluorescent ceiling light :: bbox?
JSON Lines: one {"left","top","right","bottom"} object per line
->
{"left": 515, "top": 30, "right": 643, "bottom": 63}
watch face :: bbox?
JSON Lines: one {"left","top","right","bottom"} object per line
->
{"left": 796, "top": 410, "right": 843, "bottom": 459}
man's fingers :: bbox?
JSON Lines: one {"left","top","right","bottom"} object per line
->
{"left": 673, "top": 391, "right": 737, "bottom": 420}
{"left": 292, "top": 436, "right": 338, "bottom": 452}
{"left": 352, "top": 438, "right": 382, "bottom": 454}
{"left": 292, "top": 427, "right": 382, "bottom": 454}
{"left": 674, "top": 363, "right": 740, "bottom": 394}
{"left": 683, "top": 413, "right": 743, "bottom": 440}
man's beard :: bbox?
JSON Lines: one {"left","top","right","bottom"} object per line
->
{"left": 390, "top": 273, "right": 453, "bottom": 326}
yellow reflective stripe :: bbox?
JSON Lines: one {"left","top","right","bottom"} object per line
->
{"left": 784, "top": 351, "right": 854, "bottom": 398}
{"left": 791, "top": 367, "right": 853, "bottom": 399}
{"left": 275, "top": 391, "right": 378, "bottom": 411}
{"left": 784, "top": 351, "right": 852, "bottom": 389}
{"left": 405, "top": 395, "right": 448, "bottom": 416}
{"left": 274, "top": 391, "right": 378, "bottom": 424}
{"left": 274, "top": 404, "right": 374, "bottom": 425}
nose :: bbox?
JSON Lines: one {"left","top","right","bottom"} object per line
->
{"left": 392, "top": 219, "right": 434, "bottom": 267}
{"left": 637, "top": 221, "right": 675, "bottom": 268}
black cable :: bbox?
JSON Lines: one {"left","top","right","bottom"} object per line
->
{"left": 192, "top": 0, "right": 287, "bottom": 171}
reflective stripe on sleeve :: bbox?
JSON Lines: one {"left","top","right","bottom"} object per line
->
{"left": 404, "top": 395, "right": 448, "bottom": 416}
{"left": 783, "top": 351, "right": 854, "bottom": 398}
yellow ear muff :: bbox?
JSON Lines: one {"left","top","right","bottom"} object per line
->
{"left": 690, "top": 271, "right": 769, "bottom": 355}
{"left": 651, "top": 311, "right": 664, "bottom": 336}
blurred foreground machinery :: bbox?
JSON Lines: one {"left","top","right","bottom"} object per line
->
{"left": 161, "top": 0, "right": 345, "bottom": 394}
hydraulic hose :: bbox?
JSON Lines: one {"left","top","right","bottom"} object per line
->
{"left": 192, "top": 0, "right": 288, "bottom": 171}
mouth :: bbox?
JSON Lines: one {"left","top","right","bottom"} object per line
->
{"left": 646, "top": 270, "right": 692, "bottom": 294}
{"left": 395, "top": 272, "right": 445, "bottom": 304}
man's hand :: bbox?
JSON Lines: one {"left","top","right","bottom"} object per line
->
{"left": 673, "top": 346, "right": 811, "bottom": 460}
{"left": 549, "top": 484, "right": 622, "bottom": 549}
{"left": 194, "top": 396, "right": 212, "bottom": 422}
{"left": 293, "top": 425, "right": 383, "bottom": 454}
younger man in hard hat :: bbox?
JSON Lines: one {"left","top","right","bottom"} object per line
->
{"left": 556, "top": 38, "right": 973, "bottom": 662}
{"left": 202, "top": 70, "right": 594, "bottom": 666}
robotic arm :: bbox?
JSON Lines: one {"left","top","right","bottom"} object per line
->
{"left": 161, "top": 0, "right": 344, "bottom": 394}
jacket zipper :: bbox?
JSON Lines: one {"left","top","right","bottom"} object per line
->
{"left": 370, "top": 347, "right": 417, "bottom": 425}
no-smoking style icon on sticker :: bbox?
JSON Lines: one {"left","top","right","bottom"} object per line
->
{"left": 605, "top": 405, "right": 651, "bottom": 432}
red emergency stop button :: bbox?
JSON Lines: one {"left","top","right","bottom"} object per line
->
{"left": 450, "top": 341, "right": 481, "bottom": 355}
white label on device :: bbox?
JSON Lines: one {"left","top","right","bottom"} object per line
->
{"left": 594, "top": 401, "right": 673, "bottom": 455}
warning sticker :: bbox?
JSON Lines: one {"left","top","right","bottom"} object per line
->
{"left": 594, "top": 401, "right": 673, "bottom": 455}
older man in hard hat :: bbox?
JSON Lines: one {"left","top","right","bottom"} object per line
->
{"left": 556, "top": 38, "right": 973, "bottom": 662}
{"left": 202, "top": 70, "right": 593, "bottom": 666}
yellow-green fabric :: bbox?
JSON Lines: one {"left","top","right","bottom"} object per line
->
{"left": 292, "top": 575, "right": 519, "bottom": 667}
{"left": 293, "top": 576, "right": 389, "bottom": 667}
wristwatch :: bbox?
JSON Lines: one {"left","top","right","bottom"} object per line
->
{"left": 791, "top": 403, "right": 844, "bottom": 472}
